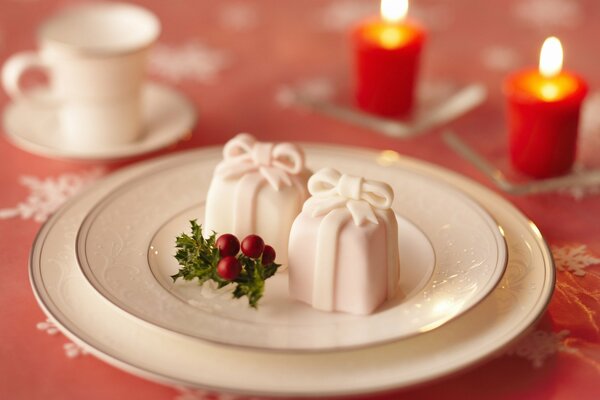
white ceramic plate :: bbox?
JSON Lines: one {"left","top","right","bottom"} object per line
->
{"left": 2, "top": 82, "right": 196, "bottom": 160}
{"left": 75, "top": 148, "right": 506, "bottom": 351}
{"left": 30, "top": 146, "right": 554, "bottom": 397}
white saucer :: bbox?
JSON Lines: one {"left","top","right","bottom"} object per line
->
{"left": 2, "top": 82, "right": 197, "bottom": 161}
{"left": 30, "top": 146, "right": 554, "bottom": 397}
{"left": 75, "top": 151, "right": 507, "bottom": 351}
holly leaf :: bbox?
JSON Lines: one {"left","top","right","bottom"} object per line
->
{"left": 171, "top": 220, "right": 281, "bottom": 308}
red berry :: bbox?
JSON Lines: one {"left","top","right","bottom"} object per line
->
{"left": 216, "top": 234, "right": 240, "bottom": 257}
{"left": 241, "top": 235, "right": 264, "bottom": 258}
{"left": 217, "top": 256, "right": 241, "bottom": 280}
{"left": 261, "top": 245, "right": 276, "bottom": 265}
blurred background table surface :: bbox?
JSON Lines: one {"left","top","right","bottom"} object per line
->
{"left": 1, "top": 1, "right": 600, "bottom": 399}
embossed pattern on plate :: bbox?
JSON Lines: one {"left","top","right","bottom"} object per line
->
{"left": 147, "top": 205, "right": 434, "bottom": 329}
{"left": 30, "top": 146, "right": 554, "bottom": 396}
{"left": 75, "top": 147, "right": 507, "bottom": 350}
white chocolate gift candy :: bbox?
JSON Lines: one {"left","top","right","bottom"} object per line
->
{"left": 288, "top": 168, "right": 400, "bottom": 315}
{"left": 204, "top": 134, "right": 310, "bottom": 265}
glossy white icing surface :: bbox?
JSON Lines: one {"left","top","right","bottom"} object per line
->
{"left": 289, "top": 168, "right": 400, "bottom": 315}
{"left": 204, "top": 134, "right": 309, "bottom": 265}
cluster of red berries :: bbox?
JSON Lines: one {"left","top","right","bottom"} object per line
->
{"left": 216, "top": 234, "right": 276, "bottom": 280}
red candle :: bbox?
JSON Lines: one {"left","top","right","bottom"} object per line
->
{"left": 504, "top": 37, "right": 588, "bottom": 178}
{"left": 352, "top": 0, "right": 426, "bottom": 117}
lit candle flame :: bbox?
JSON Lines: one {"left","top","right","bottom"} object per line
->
{"left": 539, "top": 36, "right": 563, "bottom": 78}
{"left": 381, "top": 0, "right": 408, "bottom": 24}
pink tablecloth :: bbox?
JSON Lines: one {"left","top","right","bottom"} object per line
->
{"left": 1, "top": 0, "right": 600, "bottom": 399}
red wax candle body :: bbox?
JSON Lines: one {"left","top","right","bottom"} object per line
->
{"left": 505, "top": 70, "right": 587, "bottom": 178}
{"left": 352, "top": 19, "right": 425, "bottom": 117}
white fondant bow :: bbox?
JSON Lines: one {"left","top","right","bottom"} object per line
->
{"left": 304, "top": 168, "right": 394, "bottom": 226}
{"left": 215, "top": 133, "right": 305, "bottom": 191}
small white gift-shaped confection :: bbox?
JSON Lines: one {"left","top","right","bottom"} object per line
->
{"left": 288, "top": 168, "right": 399, "bottom": 315}
{"left": 204, "top": 133, "right": 309, "bottom": 265}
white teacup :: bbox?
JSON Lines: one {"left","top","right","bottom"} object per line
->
{"left": 1, "top": 2, "right": 160, "bottom": 151}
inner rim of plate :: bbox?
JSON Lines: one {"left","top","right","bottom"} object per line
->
{"left": 76, "top": 150, "right": 508, "bottom": 351}
{"left": 147, "top": 204, "right": 435, "bottom": 328}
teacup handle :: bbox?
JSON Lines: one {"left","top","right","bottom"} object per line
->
{"left": 2, "top": 51, "right": 54, "bottom": 104}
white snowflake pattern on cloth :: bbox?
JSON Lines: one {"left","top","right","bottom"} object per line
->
{"left": 36, "top": 319, "right": 60, "bottom": 335}
{"left": 36, "top": 320, "right": 90, "bottom": 359}
{"left": 275, "top": 77, "right": 336, "bottom": 108}
{"left": 514, "top": 0, "right": 583, "bottom": 29}
{"left": 317, "top": 0, "right": 452, "bottom": 31}
{"left": 481, "top": 46, "right": 520, "bottom": 71}
{"left": 552, "top": 244, "right": 600, "bottom": 276}
{"left": 63, "top": 342, "right": 89, "bottom": 358}
{"left": 0, "top": 168, "right": 104, "bottom": 223}
{"left": 149, "top": 42, "right": 231, "bottom": 84}
{"left": 507, "top": 329, "right": 575, "bottom": 368}
{"left": 219, "top": 3, "right": 259, "bottom": 32}
{"left": 174, "top": 387, "right": 258, "bottom": 400}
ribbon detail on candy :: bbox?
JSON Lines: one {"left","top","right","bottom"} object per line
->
{"left": 304, "top": 168, "right": 394, "bottom": 226}
{"left": 215, "top": 133, "right": 305, "bottom": 191}
{"left": 305, "top": 168, "right": 399, "bottom": 312}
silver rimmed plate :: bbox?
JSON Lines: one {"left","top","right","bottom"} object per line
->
{"left": 75, "top": 146, "right": 507, "bottom": 351}
{"left": 31, "top": 146, "right": 554, "bottom": 396}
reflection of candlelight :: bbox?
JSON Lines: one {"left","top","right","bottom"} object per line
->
{"left": 352, "top": 0, "right": 426, "bottom": 116}
{"left": 504, "top": 37, "right": 588, "bottom": 178}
